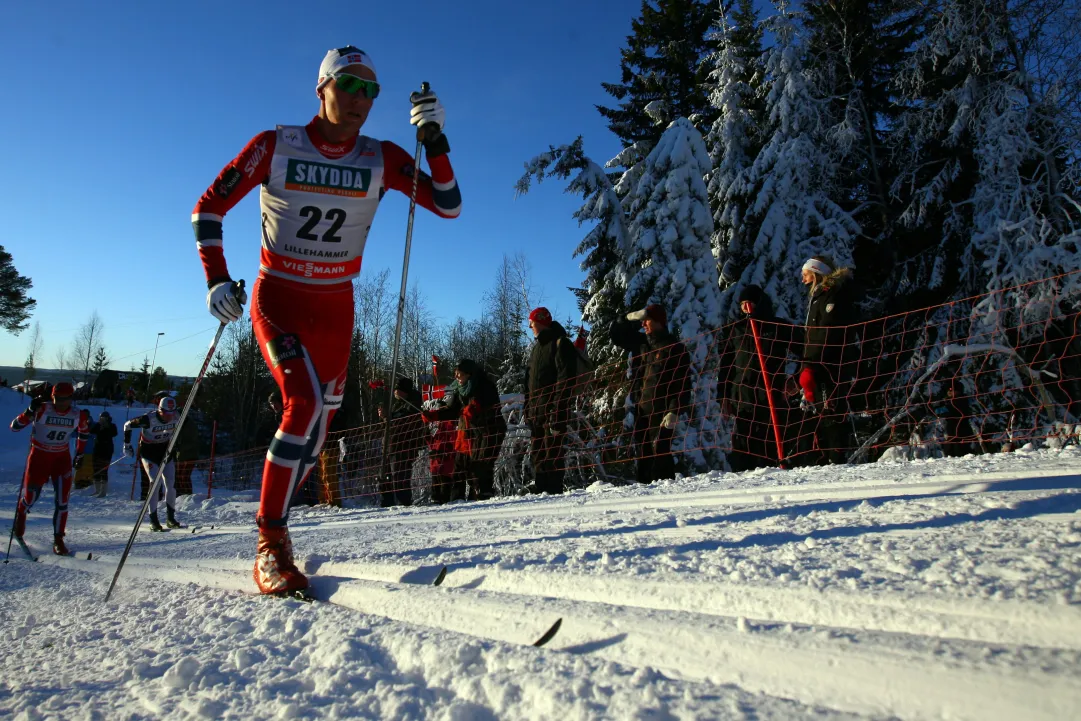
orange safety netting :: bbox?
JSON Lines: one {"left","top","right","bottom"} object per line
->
{"left": 172, "top": 272, "right": 1081, "bottom": 506}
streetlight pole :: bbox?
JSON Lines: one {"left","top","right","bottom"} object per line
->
{"left": 144, "top": 332, "right": 164, "bottom": 404}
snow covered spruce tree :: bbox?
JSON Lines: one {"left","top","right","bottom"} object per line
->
{"left": 885, "top": 0, "right": 1081, "bottom": 439}
{"left": 703, "top": 0, "right": 767, "bottom": 320}
{"left": 802, "top": 0, "right": 925, "bottom": 309}
{"left": 891, "top": 0, "right": 1081, "bottom": 312}
{"left": 600, "top": 0, "right": 720, "bottom": 206}
{"left": 516, "top": 138, "right": 630, "bottom": 372}
{"left": 621, "top": 118, "right": 725, "bottom": 471}
{"left": 735, "top": 1, "right": 859, "bottom": 323}
{"left": 599, "top": 0, "right": 719, "bottom": 152}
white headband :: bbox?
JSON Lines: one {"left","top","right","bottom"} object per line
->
{"left": 802, "top": 258, "right": 833, "bottom": 276}
{"left": 317, "top": 46, "right": 376, "bottom": 90}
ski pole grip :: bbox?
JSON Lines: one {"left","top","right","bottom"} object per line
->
{"left": 232, "top": 278, "right": 247, "bottom": 307}
{"left": 415, "top": 82, "right": 441, "bottom": 143}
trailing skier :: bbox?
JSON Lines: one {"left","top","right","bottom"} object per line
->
{"left": 124, "top": 397, "right": 181, "bottom": 531}
{"left": 9, "top": 382, "right": 90, "bottom": 556}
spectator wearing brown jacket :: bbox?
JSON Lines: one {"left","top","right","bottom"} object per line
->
{"left": 611, "top": 304, "right": 691, "bottom": 484}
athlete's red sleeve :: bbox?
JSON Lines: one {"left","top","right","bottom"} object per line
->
{"left": 74, "top": 409, "right": 90, "bottom": 455}
{"left": 192, "top": 131, "right": 277, "bottom": 284}
{"left": 10, "top": 404, "right": 42, "bottom": 432}
{"left": 380, "top": 141, "right": 461, "bottom": 218}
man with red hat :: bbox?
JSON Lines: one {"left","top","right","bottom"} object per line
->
{"left": 611, "top": 304, "right": 690, "bottom": 484}
{"left": 524, "top": 307, "right": 579, "bottom": 494}
{"left": 9, "top": 382, "right": 90, "bottom": 556}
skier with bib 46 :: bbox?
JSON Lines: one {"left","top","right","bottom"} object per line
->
{"left": 9, "top": 382, "right": 90, "bottom": 556}
{"left": 192, "top": 46, "right": 460, "bottom": 595}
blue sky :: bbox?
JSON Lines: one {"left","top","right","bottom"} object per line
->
{"left": 0, "top": 0, "right": 641, "bottom": 376}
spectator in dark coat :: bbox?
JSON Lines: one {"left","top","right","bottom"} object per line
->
{"left": 524, "top": 307, "right": 579, "bottom": 495}
{"left": 88, "top": 411, "right": 118, "bottom": 497}
{"left": 610, "top": 304, "right": 691, "bottom": 484}
{"left": 424, "top": 359, "right": 507, "bottom": 500}
{"left": 718, "top": 285, "right": 797, "bottom": 471}
{"left": 383, "top": 377, "right": 424, "bottom": 507}
{"left": 798, "top": 256, "right": 858, "bottom": 464}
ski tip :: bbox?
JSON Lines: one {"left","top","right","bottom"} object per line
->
{"left": 432, "top": 565, "right": 448, "bottom": 587}
{"left": 266, "top": 588, "right": 316, "bottom": 604}
{"left": 532, "top": 618, "right": 562, "bottom": 648}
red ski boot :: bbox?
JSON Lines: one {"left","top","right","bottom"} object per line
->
{"left": 253, "top": 526, "right": 309, "bottom": 595}
{"left": 53, "top": 534, "right": 70, "bottom": 556}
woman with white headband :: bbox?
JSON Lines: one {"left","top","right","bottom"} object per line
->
{"left": 798, "top": 255, "right": 855, "bottom": 462}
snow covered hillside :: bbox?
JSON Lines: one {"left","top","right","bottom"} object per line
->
{"left": 0, "top": 387, "right": 1079, "bottom": 719}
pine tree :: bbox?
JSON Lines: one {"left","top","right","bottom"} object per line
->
{"left": 517, "top": 137, "right": 630, "bottom": 369}
{"left": 497, "top": 348, "right": 526, "bottom": 395}
{"left": 91, "top": 346, "right": 109, "bottom": 374}
{"left": 802, "top": 0, "right": 925, "bottom": 308}
{"left": 621, "top": 117, "right": 724, "bottom": 470}
{"left": 891, "top": 0, "right": 1081, "bottom": 313}
{"left": 599, "top": 0, "right": 720, "bottom": 158}
{"left": 738, "top": 1, "right": 859, "bottom": 322}
{"left": 703, "top": 0, "right": 766, "bottom": 319}
{"left": 0, "top": 245, "right": 36, "bottom": 334}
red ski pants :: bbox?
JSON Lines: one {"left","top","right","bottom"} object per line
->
{"left": 16, "top": 449, "right": 73, "bottom": 537}
{"left": 251, "top": 275, "right": 352, "bottom": 527}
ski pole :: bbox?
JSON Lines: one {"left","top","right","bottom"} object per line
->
{"left": 4, "top": 418, "right": 36, "bottom": 564}
{"left": 104, "top": 281, "right": 245, "bottom": 601}
{"left": 105, "top": 455, "right": 131, "bottom": 470}
{"left": 381, "top": 82, "right": 439, "bottom": 482}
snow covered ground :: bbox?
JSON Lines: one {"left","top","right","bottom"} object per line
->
{"left": 0, "top": 386, "right": 1079, "bottom": 720}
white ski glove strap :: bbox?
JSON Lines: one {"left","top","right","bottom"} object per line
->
{"left": 409, "top": 90, "right": 445, "bottom": 132}
{"left": 661, "top": 412, "right": 678, "bottom": 430}
{"left": 207, "top": 281, "right": 244, "bottom": 323}
{"left": 627, "top": 309, "right": 648, "bottom": 321}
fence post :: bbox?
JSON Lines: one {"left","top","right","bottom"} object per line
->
{"left": 748, "top": 317, "right": 786, "bottom": 468}
{"left": 207, "top": 420, "right": 217, "bottom": 500}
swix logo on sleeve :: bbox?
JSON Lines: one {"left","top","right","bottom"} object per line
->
{"left": 285, "top": 160, "right": 371, "bottom": 197}
{"left": 245, "top": 140, "right": 268, "bottom": 177}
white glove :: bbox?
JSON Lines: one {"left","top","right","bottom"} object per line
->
{"left": 661, "top": 412, "right": 677, "bottom": 430}
{"left": 409, "top": 90, "right": 445, "bottom": 132}
{"left": 626, "top": 309, "right": 648, "bottom": 321}
{"left": 123, "top": 443, "right": 135, "bottom": 458}
{"left": 207, "top": 281, "right": 244, "bottom": 324}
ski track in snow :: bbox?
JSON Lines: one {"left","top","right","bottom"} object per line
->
{"left": 1, "top": 391, "right": 1080, "bottom": 719}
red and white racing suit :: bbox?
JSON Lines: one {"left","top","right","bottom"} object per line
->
{"left": 193, "top": 118, "right": 460, "bottom": 527}
{"left": 10, "top": 403, "right": 90, "bottom": 538}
